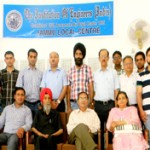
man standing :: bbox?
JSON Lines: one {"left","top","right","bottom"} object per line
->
{"left": 120, "top": 56, "right": 137, "bottom": 106}
{"left": 112, "top": 50, "right": 124, "bottom": 76}
{"left": 137, "top": 47, "right": 150, "bottom": 146}
{"left": 93, "top": 49, "right": 119, "bottom": 150}
{"left": 135, "top": 51, "right": 146, "bottom": 73}
{"left": 67, "top": 43, "right": 93, "bottom": 111}
{"left": 40, "top": 51, "right": 67, "bottom": 112}
{"left": 16, "top": 48, "right": 42, "bottom": 117}
{"left": 0, "top": 51, "right": 19, "bottom": 110}
{"left": 0, "top": 87, "right": 32, "bottom": 150}
{"left": 67, "top": 91, "right": 100, "bottom": 150}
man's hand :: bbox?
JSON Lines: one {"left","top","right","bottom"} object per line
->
{"left": 51, "top": 101, "right": 59, "bottom": 109}
{"left": 43, "top": 134, "right": 49, "bottom": 139}
{"left": 140, "top": 110, "right": 147, "bottom": 122}
{"left": 16, "top": 128, "right": 24, "bottom": 138}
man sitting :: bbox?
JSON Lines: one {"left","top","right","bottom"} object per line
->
{"left": 67, "top": 91, "right": 100, "bottom": 150}
{"left": 0, "top": 87, "right": 32, "bottom": 150}
{"left": 32, "top": 88, "right": 63, "bottom": 150}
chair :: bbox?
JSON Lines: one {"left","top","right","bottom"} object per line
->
{"left": 26, "top": 112, "right": 101, "bottom": 150}
{"left": 0, "top": 128, "right": 24, "bottom": 150}
{"left": 105, "top": 129, "right": 149, "bottom": 150}
{"left": 57, "top": 112, "right": 101, "bottom": 150}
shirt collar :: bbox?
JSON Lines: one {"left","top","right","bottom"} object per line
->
{"left": 12, "top": 103, "right": 25, "bottom": 108}
{"left": 99, "top": 67, "right": 109, "bottom": 72}
{"left": 77, "top": 108, "right": 90, "bottom": 113}
{"left": 27, "top": 66, "right": 37, "bottom": 70}
{"left": 48, "top": 67, "right": 61, "bottom": 71}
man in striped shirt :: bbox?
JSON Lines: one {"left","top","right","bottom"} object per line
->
{"left": 137, "top": 47, "right": 150, "bottom": 145}
{"left": 0, "top": 51, "right": 19, "bottom": 110}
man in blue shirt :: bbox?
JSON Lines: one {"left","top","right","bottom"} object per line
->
{"left": 40, "top": 51, "right": 67, "bottom": 112}
{"left": 0, "top": 87, "right": 32, "bottom": 150}
{"left": 16, "top": 48, "right": 42, "bottom": 118}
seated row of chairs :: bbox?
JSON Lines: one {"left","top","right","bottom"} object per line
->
{"left": 0, "top": 112, "right": 149, "bottom": 150}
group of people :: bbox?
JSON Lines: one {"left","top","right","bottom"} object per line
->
{"left": 0, "top": 43, "right": 149, "bottom": 150}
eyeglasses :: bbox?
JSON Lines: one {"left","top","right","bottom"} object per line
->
{"left": 100, "top": 55, "right": 108, "bottom": 59}
{"left": 124, "top": 62, "right": 133, "bottom": 66}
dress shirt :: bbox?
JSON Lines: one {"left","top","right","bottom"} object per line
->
{"left": 68, "top": 64, "right": 93, "bottom": 100}
{"left": 0, "top": 103, "right": 32, "bottom": 133}
{"left": 119, "top": 72, "right": 137, "bottom": 105}
{"left": 16, "top": 67, "right": 42, "bottom": 102}
{"left": 0, "top": 68, "right": 19, "bottom": 105}
{"left": 40, "top": 67, "right": 67, "bottom": 99}
{"left": 93, "top": 68, "right": 119, "bottom": 101}
{"left": 67, "top": 108, "right": 100, "bottom": 135}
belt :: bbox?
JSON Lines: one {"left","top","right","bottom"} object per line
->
{"left": 94, "top": 99, "right": 113, "bottom": 105}
{"left": 25, "top": 100, "right": 40, "bottom": 105}
{"left": 70, "top": 99, "right": 77, "bottom": 103}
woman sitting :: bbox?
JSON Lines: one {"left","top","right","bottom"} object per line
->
{"left": 106, "top": 91, "right": 149, "bottom": 150}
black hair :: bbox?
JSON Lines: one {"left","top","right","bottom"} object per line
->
{"left": 28, "top": 48, "right": 38, "bottom": 56}
{"left": 135, "top": 51, "right": 145, "bottom": 61}
{"left": 112, "top": 51, "right": 122, "bottom": 58}
{"left": 78, "top": 91, "right": 89, "bottom": 100}
{"left": 146, "top": 47, "right": 150, "bottom": 56}
{"left": 4, "top": 51, "right": 14, "bottom": 57}
{"left": 13, "top": 87, "right": 26, "bottom": 96}
{"left": 123, "top": 55, "right": 133, "bottom": 62}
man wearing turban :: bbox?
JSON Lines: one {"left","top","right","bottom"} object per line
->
{"left": 32, "top": 88, "right": 63, "bottom": 150}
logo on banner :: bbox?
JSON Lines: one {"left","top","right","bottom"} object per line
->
{"left": 5, "top": 10, "right": 23, "bottom": 32}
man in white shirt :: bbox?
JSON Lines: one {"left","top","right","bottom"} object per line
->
{"left": 67, "top": 91, "right": 100, "bottom": 150}
{"left": 120, "top": 55, "right": 137, "bottom": 106}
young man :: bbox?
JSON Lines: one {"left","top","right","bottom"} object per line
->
{"left": 32, "top": 88, "right": 63, "bottom": 150}
{"left": 137, "top": 47, "right": 150, "bottom": 146}
{"left": 135, "top": 51, "right": 145, "bottom": 73}
{"left": 0, "top": 87, "right": 32, "bottom": 150}
{"left": 16, "top": 48, "right": 42, "bottom": 118}
{"left": 112, "top": 51, "right": 124, "bottom": 76}
{"left": 67, "top": 91, "right": 100, "bottom": 150}
{"left": 40, "top": 52, "right": 67, "bottom": 112}
{"left": 67, "top": 43, "right": 93, "bottom": 111}
{"left": 0, "top": 51, "right": 19, "bottom": 110}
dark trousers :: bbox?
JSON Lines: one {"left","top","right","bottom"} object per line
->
{"left": 35, "top": 135, "right": 59, "bottom": 150}
{"left": 56, "top": 100, "right": 65, "bottom": 112}
{"left": 94, "top": 100, "right": 114, "bottom": 150}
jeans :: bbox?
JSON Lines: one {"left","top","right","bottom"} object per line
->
{"left": 0, "top": 133, "right": 18, "bottom": 150}
{"left": 70, "top": 101, "right": 78, "bottom": 110}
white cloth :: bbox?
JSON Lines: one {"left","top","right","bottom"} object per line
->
{"left": 93, "top": 67, "right": 119, "bottom": 101}
{"left": 67, "top": 108, "right": 100, "bottom": 135}
{"left": 119, "top": 72, "right": 137, "bottom": 105}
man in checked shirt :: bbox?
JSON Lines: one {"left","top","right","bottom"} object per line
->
{"left": 0, "top": 51, "right": 19, "bottom": 111}
{"left": 67, "top": 43, "right": 93, "bottom": 112}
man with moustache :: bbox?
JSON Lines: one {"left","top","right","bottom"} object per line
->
{"left": 137, "top": 47, "right": 150, "bottom": 146}
{"left": 32, "top": 88, "right": 63, "bottom": 150}
{"left": 67, "top": 43, "right": 93, "bottom": 111}
{"left": 135, "top": 51, "right": 146, "bottom": 73}
{"left": 40, "top": 51, "right": 67, "bottom": 112}
{"left": 93, "top": 49, "right": 119, "bottom": 150}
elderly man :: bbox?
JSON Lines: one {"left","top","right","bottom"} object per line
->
{"left": 32, "top": 88, "right": 63, "bottom": 150}
{"left": 67, "top": 91, "right": 100, "bottom": 150}
{"left": 0, "top": 87, "right": 32, "bottom": 150}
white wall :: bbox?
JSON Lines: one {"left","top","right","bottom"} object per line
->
{"left": 0, "top": 0, "right": 150, "bottom": 71}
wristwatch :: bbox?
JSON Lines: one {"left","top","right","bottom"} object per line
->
{"left": 57, "top": 99, "right": 61, "bottom": 104}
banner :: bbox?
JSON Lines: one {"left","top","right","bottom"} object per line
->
{"left": 3, "top": 2, "right": 113, "bottom": 38}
